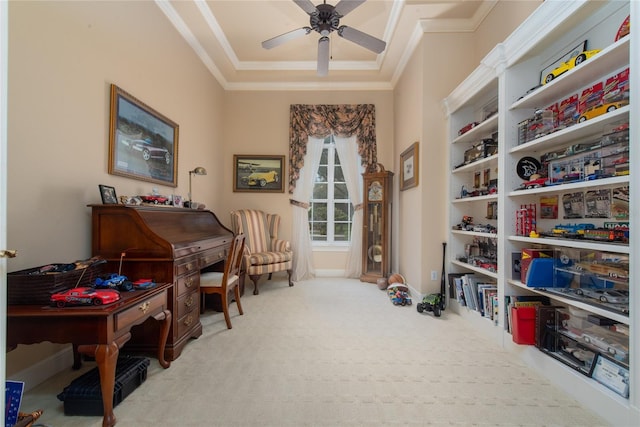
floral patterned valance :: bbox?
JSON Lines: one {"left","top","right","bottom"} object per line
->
{"left": 289, "top": 104, "right": 377, "bottom": 194}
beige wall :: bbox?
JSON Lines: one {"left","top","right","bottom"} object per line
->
{"left": 7, "top": 1, "right": 225, "bottom": 375}
{"left": 220, "top": 90, "right": 394, "bottom": 271}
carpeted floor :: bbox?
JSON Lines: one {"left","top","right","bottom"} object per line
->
{"left": 19, "top": 277, "right": 609, "bottom": 426}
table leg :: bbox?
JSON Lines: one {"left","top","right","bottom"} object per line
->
{"left": 72, "top": 343, "right": 82, "bottom": 370}
{"left": 153, "top": 309, "right": 172, "bottom": 369}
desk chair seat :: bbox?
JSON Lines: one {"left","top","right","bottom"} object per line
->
{"left": 200, "top": 234, "right": 245, "bottom": 329}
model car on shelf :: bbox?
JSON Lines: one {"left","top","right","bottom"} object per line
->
{"left": 242, "top": 170, "right": 279, "bottom": 187}
{"left": 542, "top": 49, "right": 601, "bottom": 85}
{"left": 457, "top": 122, "right": 479, "bottom": 136}
{"left": 140, "top": 195, "right": 171, "bottom": 205}
{"left": 577, "top": 101, "right": 628, "bottom": 123}
{"left": 581, "top": 332, "right": 628, "bottom": 360}
{"left": 574, "top": 288, "right": 629, "bottom": 304}
{"left": 50, "top": 287, "right": 121, "bottom": 307}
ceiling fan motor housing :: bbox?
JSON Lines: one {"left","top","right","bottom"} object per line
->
{"left": 311, "top": 4, "right": 340, "bottom": 36}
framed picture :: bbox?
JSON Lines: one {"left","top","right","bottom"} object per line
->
{"left": 233, "top": 155, "right": 285, "bottom": 193}
{"left": 99, "top": 185, "right": 118, "bottom": 204}
{"left": 400, "top": 142, "right": 419, "bottom": 191}
{"left": 108, "top": 84, "right": 179, "bottom": 187}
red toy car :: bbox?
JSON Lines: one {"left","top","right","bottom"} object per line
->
{"left": 458, "top": 122, "right": 479, "bottom": 136}
{"left": 50, "top": 287, "right": 121, "bottom": 307}
{"left": 140, "top": 195, "right": 170, "bottom": 205}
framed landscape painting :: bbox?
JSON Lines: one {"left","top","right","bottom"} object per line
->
{"left": 108, "top": 84, "right": 179, "bottom": 187}
{"left": 233, "top": 155, "right": 285, "bottom": 193}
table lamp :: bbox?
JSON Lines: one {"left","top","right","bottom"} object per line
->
{"left": 188, "top": 166, "right": 207, "bottom": 208}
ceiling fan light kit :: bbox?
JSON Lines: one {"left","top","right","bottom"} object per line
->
{"left": 262, "top": 0, "right": 386, "bottom": 76}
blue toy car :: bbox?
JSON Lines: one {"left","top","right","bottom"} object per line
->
{"left": 94, "top": 274, "right": 133, "bottom": 291}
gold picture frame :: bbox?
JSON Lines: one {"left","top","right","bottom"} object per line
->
{"left": 233, "top": 155, "right": 285, "bottom": 193}
{"left": 108, "top": 84, "right": 179, "bottom": 187}
{"left": 400, "top": 142, "right": 419, "bottom": 191}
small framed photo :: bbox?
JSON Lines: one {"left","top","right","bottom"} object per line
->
{"left": 172, "top": 194, "right": 183, "bottom": 207}
{"left": 400, "top": 142, "right": 419, "bottom": 191}
{"left": 591, "top": 354, "right": 629, "bottom": 398}
{"left": 233, "top": 155, "right": 285, "bottom": 193}
{"left": 99, "top": 185, "right": 118, "bottom": 204}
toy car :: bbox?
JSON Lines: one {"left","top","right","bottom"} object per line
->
{"left": 542, "top": 49, "right": 601, "bottom": 85}
{"left": 582, "top": 332, "right": 629, "bottom": 360}
{"left": 458, "top": 122, "right": 479, "bottom": 136}
{"left": 243, "top": 171, "right": 279, "bottom": 187}
{"left": 50, "top": 287, "right": 121, "bottom": 307}
{"left": 140, "top": 195, "right": 171, "bottom": 205}
{"left": 577, "top": 101, "right": 628, "bottom": 122}
{"left": 387, "top": 284, "right": 412, "bottom": 306}
{"left": 94, "top": 274, "right": 134, "bottom": 291}
{"left": 416, "top": 293, "right": 444, "bottom": 317}
{"left": 574, "top": 288, "right": 628, "bottom": 304}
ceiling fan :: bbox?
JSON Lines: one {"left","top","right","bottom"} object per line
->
{"left": 261, "top": 0, "right": 386, "bottom": 76}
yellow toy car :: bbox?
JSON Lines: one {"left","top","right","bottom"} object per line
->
{"left": 243, "top": 170, "right": 279, "bottom": 187}
{"left": 542, "top": 49, "right": 601, "bottom": 85}
{"left": 577, "top": 101, "right": 628, "bottom": 123}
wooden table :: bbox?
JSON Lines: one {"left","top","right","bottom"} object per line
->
{"left": 7, "top": 283, "right": 173, "bottom": 427}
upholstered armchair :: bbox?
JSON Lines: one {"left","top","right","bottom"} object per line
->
{"left": 230, "top": 209, "right": 294, "bottom": 295}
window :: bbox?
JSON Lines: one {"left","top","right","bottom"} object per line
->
{"left": 309, "top": 135, "right": 354, "bottom": 245}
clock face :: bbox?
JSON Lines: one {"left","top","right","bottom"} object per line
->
{"left": 368, "top": 181, "right": 383, "bottom": 201}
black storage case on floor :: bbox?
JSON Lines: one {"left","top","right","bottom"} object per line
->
{"left": 57, "top": 356, "right": 150, "bottom": 416}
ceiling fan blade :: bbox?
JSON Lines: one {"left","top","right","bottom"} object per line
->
{"left": 338, "top": 25, "right": 386, "bottom": 54}
{"left": 294, "top": 0, "right": 318, "bottom": 16}
{"left": 262, "top": 27, "right": 311, "bottom": 49}
{"left": 317, "top": 36, "right": 330, "bottom": 77}
{"left": 334, "top": 0, "right": 366, "bottom": 17}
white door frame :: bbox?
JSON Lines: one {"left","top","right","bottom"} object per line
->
{"left": 1, "top": 0, "right": 10, "bottom": 419}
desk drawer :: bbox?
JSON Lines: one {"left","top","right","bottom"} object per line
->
{"left": 115, "top": 291, "right": 166, "bottom": 333}
{"left": 176, "top": 288, "right": 198, "bottom": 319}
{"left": 200, "top": 247, "right": 227, "bottom": 268}
{"left": 176, "top": 310, "right": 199, "bottom": 339}
{"left": 177, "top": 272, "right": 199, "bottom": 296}
{"left": 175, "top": 257, "right": 199, "bottom": 277}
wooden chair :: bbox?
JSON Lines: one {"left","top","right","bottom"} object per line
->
{"left": 199, "top": 233, "right": 245, "bottom": 329}
{"left": 230, "top": 209, "right": 294, "bottom": 295}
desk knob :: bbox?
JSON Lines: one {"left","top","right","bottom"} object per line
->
{"left": 138, "top": 301, "right": 151, "bottom": 314}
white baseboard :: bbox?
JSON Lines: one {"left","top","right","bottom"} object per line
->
{"left": 6, "top": 347, "right": 73, "bottom": 392}
{"left": 315, "top": 269, "right": 346, "bottom": 277}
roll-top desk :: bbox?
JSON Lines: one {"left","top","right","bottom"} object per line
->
{"left": 90, "top": 205, "right": 233, "bottom": 360}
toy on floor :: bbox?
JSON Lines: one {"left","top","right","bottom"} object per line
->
{"left": 386, "top": 274, "right": 412, "bottom": 306}
{"left": 417, "top": 293, "right": 444, "bottom": 317}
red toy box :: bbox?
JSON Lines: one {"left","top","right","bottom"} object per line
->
{"left": 511, "top": 306, "right": 536, "bottom": 345}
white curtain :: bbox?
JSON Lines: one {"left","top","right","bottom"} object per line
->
{"left": 290, "top": 136, "right": 324, "bottom": 281}
{"left": 335, "top": 135, "right": 363, "bottom": 278}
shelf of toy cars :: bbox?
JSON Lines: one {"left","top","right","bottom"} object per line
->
{"left": 511, "top": 36, "right": 630, "bottom": 111}
{"left": 450, "top": 259, "right": 498, "bottom": 280}
{"left": 508, "top": 174, "right": 629, "bottom": 197}
{"left": 452, "top": 193, "right": 498, "bottom": 203}
{"left": 452, "top": 229, "right": 499, "bottom": 239}
{"left": 452, "top": 154, "right": 498, "bottom": 174}
{"left": 508, "top": 235, "right": 630, "bottom": 254}
{"left": 507, "top": 279, "right": 629, "bottom": 325}
{"left": 509, "top": 106, "right": 629, "bottom": 155}
{"left": 451, "top": 114, "right": 499, "bottom": 145}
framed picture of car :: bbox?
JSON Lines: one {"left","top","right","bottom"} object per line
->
{"left": 233, "top": 155, "right": 285, "bottom": 193}
{"left": 108, "top": 84, "right": 179, "bottom": 187}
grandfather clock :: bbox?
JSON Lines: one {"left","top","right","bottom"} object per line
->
{"left": 361, "top": 163, "right": 393, "bottom": 283}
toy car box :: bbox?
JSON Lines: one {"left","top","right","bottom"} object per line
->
{"left": 520, "top": 249, "right": 553, "bottom": 284}
{"left": 7, "top": 258, "right": 104, "bottom": 305}
{"left": 57, "top": 356, "right": 150, "bottom": 416}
